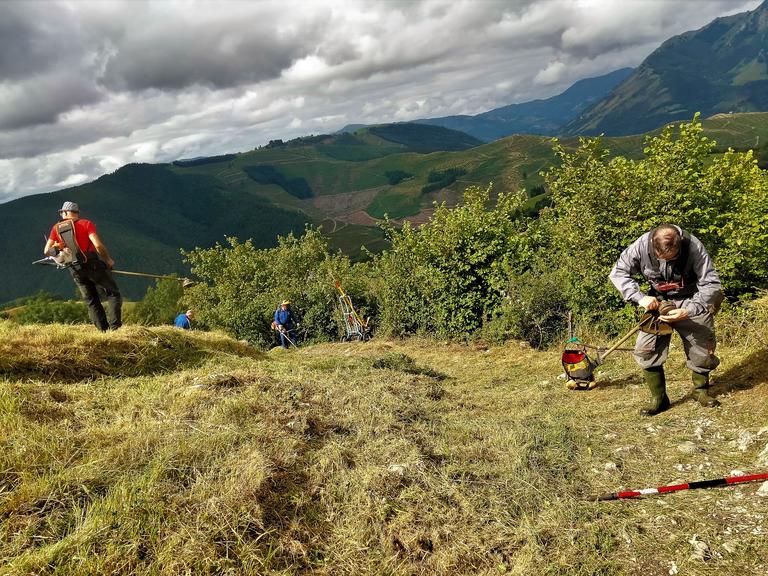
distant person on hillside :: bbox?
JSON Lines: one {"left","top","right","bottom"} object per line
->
{"left": 610, "top": 224, "right": 724, "bottom": 416}
{"left": 174, "top": 309, "right": 194, "bottom": 329}
{"left": 43, "top": 201, "right": 122, "bottom": 331}
{"left": 273, "top": 300, "right": 299, "bottom": 348}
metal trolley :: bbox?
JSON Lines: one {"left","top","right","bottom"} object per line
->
{"left": 335, "top": 280, "right": 371, "bottom": 342}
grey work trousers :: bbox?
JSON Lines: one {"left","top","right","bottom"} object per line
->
{"left": 633, "top": 300, "right": 719, "bottom": 375}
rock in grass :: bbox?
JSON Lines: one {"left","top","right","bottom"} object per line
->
{"left": 677, "top": 441, "right": 698, "bottom": 454}
{"left": 757, "top": 443, "right": 768, "bottom": 467}
{"left": 688, "top": 535, "right": 711, "bottom": 562}
{"left": 756, "top": 481, "right": 768, "bottom": 498}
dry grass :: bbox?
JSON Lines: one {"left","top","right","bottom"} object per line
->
{"left": 0, "top": 319, "right": 766, "bottom": 575}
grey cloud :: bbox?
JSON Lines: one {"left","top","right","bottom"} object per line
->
{"left": 0, "top": 2, "right": 80, "bottom": 80}
{"left": 0, "top": 0, "right": 763, "bottom": 201}
{"left": 0, "top": 73, "right": 103, "bottom": 130}
{"left": 97, "top": 5, "right": 329, "bottom": 92}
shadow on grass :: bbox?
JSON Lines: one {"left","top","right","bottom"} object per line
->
{"left": 710, "top": 347, "right": 768, "bottom": 397}
{"left": 594, "top": 373, "right": 643, "bottom": 390}
{"left": 0, "top": 327, "right": 264, "bottom": 383}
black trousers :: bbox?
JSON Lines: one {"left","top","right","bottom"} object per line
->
{"left": 70, "top": 258, "right": 122, "bottom": 331}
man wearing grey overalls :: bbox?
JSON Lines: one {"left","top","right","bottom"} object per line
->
{"left": 610, "top": 224, "right": 724, "bottom": 416}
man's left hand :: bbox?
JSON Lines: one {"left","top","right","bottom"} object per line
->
{"left": 659, "top": 308, "right": 689, "bottom": 322}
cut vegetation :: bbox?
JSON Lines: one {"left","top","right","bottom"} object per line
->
{"left": 1, "top": 318, "right": 766, "bottom": 575}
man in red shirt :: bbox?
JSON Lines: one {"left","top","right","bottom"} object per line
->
{"left": 43, "top": 201, "right": 122, "bottom": 331}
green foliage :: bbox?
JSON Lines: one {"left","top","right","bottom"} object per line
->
{"left": 756, "top": 141, "right": 768, "bottom": 169}
{"left": 13, "top": 291, "right": 89, "bottom": 325}
{"left": 182, "top": 228, "right": 354, "bottom": 346}
{"left": 527, "top": 184, "right": 546, "bottom": 197}
{"left": 243, "top": 165, "right": 313, "bottom": 199}
{"left": 370, "top": 185, "right": 534, "bottom": 339}
{"left": 384, "top": 170, "right": 412, "bottom": 185}
{"left": 421, "top": 167, "right": 468, "bottom": 195}
{"left": 483, "top": 269, "right": 570, "bottom": 347}
{"left": 126, "top": 279, "right": 185, "bottom": 326}
{"left": 540, "top": 114, "right": 768, "bottom": 327}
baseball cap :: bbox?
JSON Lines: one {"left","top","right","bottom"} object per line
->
{"left": 59, "top": 201, "right": 80, "bottom": 213}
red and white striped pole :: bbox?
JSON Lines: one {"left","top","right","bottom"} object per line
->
{"left": 596, "top": 472, "right": 768, "bottom": 501}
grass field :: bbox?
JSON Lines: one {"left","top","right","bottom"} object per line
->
{"left": 1, "top": 307, "right": 767, "bottom": 575}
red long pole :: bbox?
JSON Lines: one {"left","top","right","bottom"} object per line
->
{"left": 596, "top": 472, "right": 768, "bottom": 501}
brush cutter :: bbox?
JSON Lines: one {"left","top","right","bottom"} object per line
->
{"left": 271, "top": 321, "right": 298, "bottom": 348}
{"left": 562, "top": 309, "right": 673, "bottom": 390}
{"left": 33, "top": 255, "right": 197, "bottom": 288}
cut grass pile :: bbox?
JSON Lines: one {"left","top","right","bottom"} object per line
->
{"left": 0, "top": 319, "right": 766, "bottom": 575}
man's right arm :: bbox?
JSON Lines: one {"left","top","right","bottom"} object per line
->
{"left": 609, "top": 238, "right": 651, "bottom": 307}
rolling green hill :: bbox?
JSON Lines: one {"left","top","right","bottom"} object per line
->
{"left": 3, "top": 113, "right": 768, "bottom": 304}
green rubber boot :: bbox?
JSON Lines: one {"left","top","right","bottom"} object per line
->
{"left": 692, "top": 372, "right": 720, "bottom": 408}
{"left": 641, "top": 367, "right": 671, "bottom": 416}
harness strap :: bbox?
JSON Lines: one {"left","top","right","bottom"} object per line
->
{"left": 56, "top": 220, "right": 87, "bottom": 263}
{"left": 647, "top": 229, "right": 695, "bottom": 295}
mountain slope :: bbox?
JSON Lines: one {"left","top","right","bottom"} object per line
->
{"left": 564, "top": 1, "right": 768, "bottom": 136}
{"left": 414, "top": 68, "right": 633, "bottom": 140}
{"left": 4, "top": 113, "right": 768, "bottom": 304}
{"left": 0, "top": 125, "right": 481, "bottom": 303}
{"left": 1, "top": 163, "right": 309, "bottom": 303}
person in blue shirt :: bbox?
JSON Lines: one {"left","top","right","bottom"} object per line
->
{"left": 273, "top": 300, "right": 299, "bottom": 348}
{"left": 174, "top": 309, "right": 194, "bottom": 329}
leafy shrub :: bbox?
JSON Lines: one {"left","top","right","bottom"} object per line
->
{"left": 539, "top": 114, "right": 768, "bottom": 328}
{"left": 126, "top": 278, "right": 185, "bottom": 326}
{"left": 182, "top": 228, "right": 356, "bottom": 346}
{"left": 527, "top": 184, "right": 546, "bottom": 197}
{"left": 482, "top": 270, "right": 570, "bottom": 347}
{"left": 243, "top": 165, "right": 313, "bottom": 199}
{"left": 370, "top": 185, "right": 534, "bottom": 339}
{"left": 13, "top": 291, "right": 89, "bottom": 325}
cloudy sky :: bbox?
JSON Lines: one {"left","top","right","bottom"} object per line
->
{"left": 0, "top": 0, "right": 760, "bottom": 202}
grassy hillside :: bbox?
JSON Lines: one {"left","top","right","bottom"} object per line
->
{"left": 1, "top": 316, "right": 767, "bottom": 574}
{"left": 4, "top": 113, "right": 768, "bottom": 304}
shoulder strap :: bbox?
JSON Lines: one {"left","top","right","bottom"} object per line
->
{"left": 56, "top": 220, "right": 86, "bottom": 261}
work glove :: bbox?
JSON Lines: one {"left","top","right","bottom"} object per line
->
{"left": 638, "top": 296, "right": 659, "bottom": 311}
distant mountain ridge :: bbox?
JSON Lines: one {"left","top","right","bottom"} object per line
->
{"left": 564, "top": 0, "right": 768, "bottom": 135}
{"left": 413, "top": 68, "right": 634, "bottom": 141}
{"left": 339, "top": 68, "right": 633, "bottom": 141}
